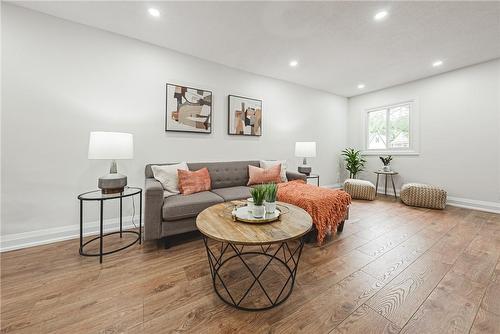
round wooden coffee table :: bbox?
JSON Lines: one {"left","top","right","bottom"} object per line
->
{"left": 196, "top": 201, "right": 312, "bottom": 311}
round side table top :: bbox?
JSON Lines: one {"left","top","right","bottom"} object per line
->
{"left": 374, "top": 170, "right": 399, "bottom": 175}
{"left": 196, "top": 201, "right": 312, "bottom": 245}
{"left": 78, "top": 186, "right": 142, "bottom": 201}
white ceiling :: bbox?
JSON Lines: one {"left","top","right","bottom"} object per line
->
{"left": 12, "top": 1, "right": 500, "bottom": 97}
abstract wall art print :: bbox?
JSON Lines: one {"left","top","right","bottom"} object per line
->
{"left": 165, "top": 84, "right": 212, "bottom": 133}
{"left": 228, "top": 95, "right": 262, "bottom": 136}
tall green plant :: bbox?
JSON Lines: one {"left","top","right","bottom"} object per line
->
{"left": 341, "top": 148, "right": 366, "bottom": 179}
{"left": 264, "top": 183, "right": 278, "bottom": 202}
{"left": 250, "top": 185, "right": 266, "bottom": 206}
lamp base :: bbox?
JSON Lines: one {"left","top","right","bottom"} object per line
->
{"left": 98, "top": 173, "right": 127, "bottom": 194}
{"left": 298, "top": 166, "right": 312, "bottom": 175}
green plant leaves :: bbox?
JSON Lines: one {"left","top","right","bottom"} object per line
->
{"left": 341, "top": 148, "right": 366, "bottom": 179}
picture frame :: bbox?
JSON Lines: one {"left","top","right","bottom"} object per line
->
{"left": 228, "top": 95, "right": 262, "bottom": 136}
{"left": 165, "top": 83, "right": 212, "bottom": 133}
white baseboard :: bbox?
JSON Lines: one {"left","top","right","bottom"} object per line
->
{"left": 447, "top": 196, "right": 500, "bottom": 214}
{"left": 0, "top": 216, "right": 139, "bottom": 252}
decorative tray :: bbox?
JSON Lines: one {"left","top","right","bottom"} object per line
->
{"left": 231, "top": 206, "right": 281, "bottom": 224}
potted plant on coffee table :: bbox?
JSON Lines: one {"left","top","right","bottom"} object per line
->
{"left": 264, "top": 183, "right": 278, "bottom": 214}
{"left": 250, "top": 185, "right": 266, "bottom": 218}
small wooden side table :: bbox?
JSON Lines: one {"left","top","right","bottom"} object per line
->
{"left": 374, "top": 171, "right": 398, "bottom": 199}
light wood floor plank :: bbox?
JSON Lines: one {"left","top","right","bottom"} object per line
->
{"left": 366, "top": 253, "right": 451, "bottom": 328}
{"left": 330, "top": 304, "right": 401, "bottom": 334}
{"left": 399, "top": 271, "right": 486, "bottom": 334}
{"left": 470, "top": 307, "right": 500, "bottom": 334}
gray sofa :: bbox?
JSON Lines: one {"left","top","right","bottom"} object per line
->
{"left": 144, "top": 160, "right": 307, "bottom": 246}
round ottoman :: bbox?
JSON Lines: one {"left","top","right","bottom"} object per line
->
{"left": 400, "top": 183, "right": 447, "bottom": 209}
{"left": 343, "top": 179, "right": 376, "bottom": 201}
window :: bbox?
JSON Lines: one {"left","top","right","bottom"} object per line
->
{"left": 366, "top": 102, "right": 413, "bottom": 152}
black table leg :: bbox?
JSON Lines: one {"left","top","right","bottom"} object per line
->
{"left": 119, "top": 196, "right": 123, "bottom": 238}
{"left": 99, "top": 199, "right": 103, "bottom": 264}
{"left": 375, "top": 174, "right": 380, "bottom": 196}
{"left": 317, "top": 176, "right": 319, "bottom": 186}
{"left": 384, "top": 175, "right": 388, "bottom": 195}
{"left": 79, "top": 200, "right": 83, "bottom": 254}
{"left": 203, "top": 238, "right": 304, "bottom": 311}
{"left": 139, "top": 191, "right": 142, "bottom": 244}
{"left": 391, "top": 174, "right": 397, "bottom": 199}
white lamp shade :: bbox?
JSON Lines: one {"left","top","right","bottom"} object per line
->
{"left": 88, "top": 131, "right": 134, "bottom": 160}
{"left": 295, "top": 142, "right": 316, "bottom": 158}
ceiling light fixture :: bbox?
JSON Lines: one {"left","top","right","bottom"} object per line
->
{"left": 357, "top": 84, "right": 365, "bottom": 89}
{"left": 289, "top": 60, "right": 298, "bottom": 67}
{"left": 432, "top": 60, "right": 443, "bottom": 67}
{"left": 374, "top": 11, "right": 388, "bottom": 21}
{"left": 148, "top": 8, "right": 160, "bottom": 17}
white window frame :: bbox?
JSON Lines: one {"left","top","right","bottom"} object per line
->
{"left": 362, "top": 99, "right": 419, "bottom": 156}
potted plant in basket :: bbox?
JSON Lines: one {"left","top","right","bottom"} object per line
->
{"left": 379, "top": 155, "right": 392, "bottom": 172}
{"left": 250, "top": 185, "right": 266, "bottom": 218}
{"left": 264, "top": 183, "right": 278, "bottom": 214}
{"left": 341, "top": 148, "right": 366, "bottom": 179}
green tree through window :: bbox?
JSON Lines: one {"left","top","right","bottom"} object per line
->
{"left": 367, "top": 103, "right": 410, "bottom": 150}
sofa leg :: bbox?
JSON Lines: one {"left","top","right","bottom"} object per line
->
{"left": 337, "top": 221, "right": 345, "bottom": 233}
{"left": 305, "top": 227, "right": 318, "bottom": 243}
{"left": 162, "top": 237, "right": 170, "bottom": 249}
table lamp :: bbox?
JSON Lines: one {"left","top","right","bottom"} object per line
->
{"left": 88, "top": 131, "right": 134, "bottom": 194}
{"left": 295, "top": 142, "right": 316, "bottom": 175}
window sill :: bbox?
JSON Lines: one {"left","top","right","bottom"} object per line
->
{"left": 361, "top": 150, "right": 420, "bottom": 156}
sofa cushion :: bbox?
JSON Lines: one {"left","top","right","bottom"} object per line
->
{"left": 247, "top": 164, "right": 282, "bottom": 185}
{"left": 178, "top": 168, "right": 211, "bottom": 195}
{"left": 188, "top": 161, "right": 260, "bottom": 189}
{"left": 146, "top": 161, "right": 260, "bottom": 188}
{"left": 211, "top": 186, "right": 252, "bottom": 201}
{"left": 162, "top": 191, "right": 224, "bottom": 221}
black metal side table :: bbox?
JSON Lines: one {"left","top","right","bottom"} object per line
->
{"left": 78, "top": 187, "right": 142, "bottom": 263}
{"left": 374, "top": 171, "right": 398, "bottom": 199}
{"left": 306, "top": 174, "right": 320, "bottom": 186}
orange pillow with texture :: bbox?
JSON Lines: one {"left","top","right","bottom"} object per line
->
{"left": 178, "top": 168, "right": 211, "bottom": 195}
{"left": 247, "top": 164, "right": 282, "bottom": 186}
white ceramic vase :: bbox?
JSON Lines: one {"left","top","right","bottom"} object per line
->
{"left": 265, "top": 201, "right": 276, "bottom": 214}
{"left": 247, "top": 198, "right": 254, "bottom": 213}
{"left": 383, "top": 165, "right": 391, "bottom": 172}
{"left": 253, "top": 205, "right": 265, "bottom": 218}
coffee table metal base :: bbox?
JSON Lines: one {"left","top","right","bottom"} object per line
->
{"left": 202, "top": 236, "right": 305, "bottom": 311}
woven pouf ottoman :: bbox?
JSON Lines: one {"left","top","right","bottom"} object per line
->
{"left": 400, "top": 183, "right": 447, "bottom": 209}
{"left": 343, "top": 179, "right": 376, "bottom": 201}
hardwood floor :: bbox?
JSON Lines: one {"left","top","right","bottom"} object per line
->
{"left": 1, "top": 197, "right": 499, "bottom": 333}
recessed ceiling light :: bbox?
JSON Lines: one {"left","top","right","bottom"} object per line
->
{"left": 432, "top": 60, "right": 443, "bottom": 67}
{"left": 148, "top": 8, "right": 160, "bottom": 17}
{"left": 357, "top": 84, "right": 365, "bottom": 89}
{"left": 289, "top": 60, "right": 298, "bottom": 67}
{"left": 374, "top": 10, "right": 388, "bottom": 21}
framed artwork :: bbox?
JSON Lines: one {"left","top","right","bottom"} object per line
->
{"left": 228, "top": 95, "right": 262, "bottom": 136}
{"left": 165, "top": 83, "right": 212, "bottom": 133}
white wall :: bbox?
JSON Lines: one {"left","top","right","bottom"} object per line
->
{"left": 1, "top": 5, "right": 347, "bottom": 248}
{"left": 348, "top": 59, "right": 500, "bottom": 209}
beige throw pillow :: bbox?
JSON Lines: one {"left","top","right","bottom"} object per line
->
{"left": 151, "top": 162, "right": 188, "bottom": 196}
{"left": 260, "top": 160, "right": 287, "bottom": 182}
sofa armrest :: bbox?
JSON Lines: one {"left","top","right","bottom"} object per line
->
{"left": 286, "top": 171, "right": 307, "bottom": 182}
{"left": 144, "top": 178, "right": 164, "bottom": 241}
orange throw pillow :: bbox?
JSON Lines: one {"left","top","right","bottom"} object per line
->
{"left": 178, "top": 168, "right": 211, "bottom": 195}
{"left": 247, "top": 164, "right": 282, "bottom": 186}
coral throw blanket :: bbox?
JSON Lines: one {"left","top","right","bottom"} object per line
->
{"left": 278, "top": 180, "right": 351, "bottom": 244}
